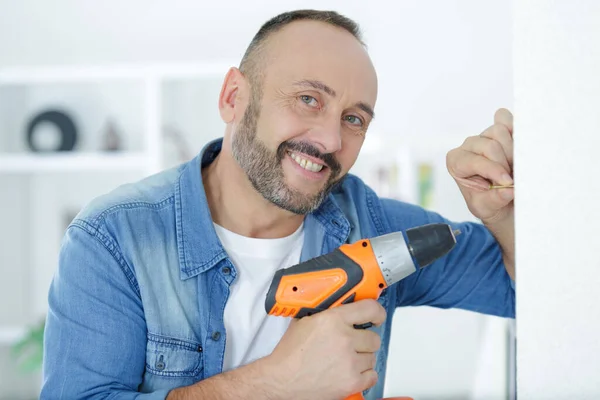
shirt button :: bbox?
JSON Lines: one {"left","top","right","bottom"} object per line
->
{"left": 222, "top": 267, "right": 231, "bottom": 275}
{"left": 211, "top": 331, "right": 221, "bottom": 341}
{"left": 155, "top": 355, "right": 166, "bottom": 371}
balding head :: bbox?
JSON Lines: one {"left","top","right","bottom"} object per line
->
{"left": 239, "top": 10, "right": 365, "bottom": 99}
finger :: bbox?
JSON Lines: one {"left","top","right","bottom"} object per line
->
{"left": 461, "top": 135, "right": 510, "bottom": 172}
{"left": 480, "top": 124, "right": 514, "bottom": 167}
{"left": 352, "top": 330, "right": 382, "bottom": 353}
{"left": 494, "top": 108, "right": 513, "bottom": 135}
{"left": 354, "top": 352, "right": 377, "bottom": 373}
{"left": 494, "top": 187, "right": 515, "bottom": 203}
{"left": 472, "top": 186, "right": 515, "bottom": 212}
{"left": 337, "top": 299, "right": 387, "bottom": 327}
{"left": 449, "top": 149, "right": 513, "bottom": 186}
{"left": 358, "top": 368, "right": 378, "bottom": 391}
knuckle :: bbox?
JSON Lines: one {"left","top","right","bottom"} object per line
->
{"left": 365, "top": 298, "right": 380, "bottom": 311}
{"left": 446, "top": 148, "right": 465, "bottom": 172}
{"left": 493, "top": 123, "right": 510, "bottom": 138}
{"left": 367, "top": 369, "right": 379, "bottom": 388}
{"left": 463, "top": 135, "right": 476, "bottom": 146}
{"left": 487, "top": 140, "right": 505, "bottom": 158}
{"left": 446, "top": 147, "right": 460, "bottom": 162}
{"left": 349, "top": 379, "right": 363, "bottom": 394}
{"left": 494, "top": 161, "right": 508, "bottom": 175}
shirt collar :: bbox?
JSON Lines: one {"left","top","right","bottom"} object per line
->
{"left": 175, "top": 138, "right": 350, "bottom": 280}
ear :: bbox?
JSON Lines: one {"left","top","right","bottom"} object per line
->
{"left": 218, "top": 67, "right": 248, "bottom": 124}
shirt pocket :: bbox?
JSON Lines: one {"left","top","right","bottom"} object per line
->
{"left": 145, "top": 333, "right": 203, "bottom": 378}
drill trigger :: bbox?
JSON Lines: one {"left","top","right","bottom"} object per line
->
{"left": 353, "top": 322, "right": 373, "bottom": 329}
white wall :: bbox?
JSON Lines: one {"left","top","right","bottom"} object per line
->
{"left": 514, "top": 2, "right": 600, "bottom": 399}
{"left": 0, "top": 1, "right": 514, "bottom": 399}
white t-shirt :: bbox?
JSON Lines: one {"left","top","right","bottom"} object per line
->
{"left": 214, "top": 222, "right": 304, "bottom": 372}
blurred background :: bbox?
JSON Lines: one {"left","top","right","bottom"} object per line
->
{"left": 0, "top": 1, "right": 514, "bottom": 399}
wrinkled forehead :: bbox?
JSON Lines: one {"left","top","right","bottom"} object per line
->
{"left": 259, "top": 20, "right": 378, "bottom": 107}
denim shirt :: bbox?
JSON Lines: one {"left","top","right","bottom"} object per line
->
{"left": 41, "top": 139, "right": 515, "bottom": 400}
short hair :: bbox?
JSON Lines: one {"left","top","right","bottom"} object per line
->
{"left": 239, "top": 10, "right": 364, "bottom": 97}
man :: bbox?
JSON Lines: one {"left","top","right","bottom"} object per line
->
{"left": 41, "top": 9, "right": 515, "bottom": 400}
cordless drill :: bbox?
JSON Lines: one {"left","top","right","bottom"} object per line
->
{"left": 264, "top": 223, "right": 460, "bottom": 400}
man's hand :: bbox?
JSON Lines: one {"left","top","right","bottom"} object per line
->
{"left": 446, "top": 108, "right": 515, "bottom": 278}
{"left": 169, "top": 300, "right": 385, "bottom": 400}
{"left": 446, "top": 108, "right": 514, "bottom": 223}
{"left": 264, "top": 299, "right": 386, "bottom": 400}
{"left": 168, "top": 299, "right": 385, "bottom": 400}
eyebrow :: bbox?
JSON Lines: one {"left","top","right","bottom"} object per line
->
{"left": 356, "top": 102, "right": 375, "bottom": 119}
{"left": 294, "top": 79, "right": 337, "bottom": 97}
{"left": 293, "top": 79, "right": 375, "bottom": 119}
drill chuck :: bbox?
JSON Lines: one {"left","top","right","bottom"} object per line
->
{"left": 370, "top": 223, "right": 458, "bottom": 287}
{"left": 406, "top": 223, "right": 459, "bottom": 268}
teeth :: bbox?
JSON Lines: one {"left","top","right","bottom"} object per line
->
{"left": 289, "top": 152, "right": 324, "bottom": 172}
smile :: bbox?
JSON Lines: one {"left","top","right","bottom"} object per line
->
{"left": 287, "top": 151, "right": 325, "bottom": 173}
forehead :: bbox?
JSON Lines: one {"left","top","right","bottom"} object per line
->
{"left": 260, "top": 20, "right": 378, "bottom": 105}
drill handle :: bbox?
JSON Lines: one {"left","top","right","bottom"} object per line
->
{"left": 265, "top": 249, "right": 365, "bottom": 318}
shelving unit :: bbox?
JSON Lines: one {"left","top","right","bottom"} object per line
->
{"left": 0, "top": 63, "right": 237, "bottom": 84}
{"left": 0, "top": 152, "right": 148, "bottom": 173}
{"left": 0, "top": 62, "right": 235, "bottom": 350}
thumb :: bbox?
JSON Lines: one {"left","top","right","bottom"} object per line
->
{"left": 492, "top": 187, "right": 515, "bottom": 203}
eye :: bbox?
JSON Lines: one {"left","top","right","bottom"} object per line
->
{"left": 344, "top": 115, "right": 364, "bottom": 127}
{"left": 300, "top": 95, "right": 319, "bottom": 107}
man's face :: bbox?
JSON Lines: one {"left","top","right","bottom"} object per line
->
{"left": 232, "top": 20, "right": 378, "bottom": 214}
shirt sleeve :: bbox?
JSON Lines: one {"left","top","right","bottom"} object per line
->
{"left": 380, "top": 199, "right": 515, "bottom": 318}
{"left": 41, "top": 222, "right": 170, "bottom": 400}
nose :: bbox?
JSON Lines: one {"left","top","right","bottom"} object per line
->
{"left": 307, "top": 115, "right": 343, "bottom": 154}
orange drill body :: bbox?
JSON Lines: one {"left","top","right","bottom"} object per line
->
{"left": 264, "top": 223, "right": 459, "bottom": 400}
{"left": 265, "top": 238, "right": 388, "bottom": 318}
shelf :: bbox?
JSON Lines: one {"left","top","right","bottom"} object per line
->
{"left": 0, "top": 326, "right": 26, "bottom": 345}
{"left": 0, "top": 62, "right": 235, "bottom": 85}
{"left": 0, "top": 152, "right": 149, "bottom": 173}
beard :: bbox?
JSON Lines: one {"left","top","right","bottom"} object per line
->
{"left": 231, "top": 92, "right": 343, "bottom": 215}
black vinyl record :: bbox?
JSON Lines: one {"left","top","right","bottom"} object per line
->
{"left": 26, "top": 110, "right": 78, "bottom": 152}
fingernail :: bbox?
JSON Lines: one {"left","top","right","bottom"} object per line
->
{"left": 501, "top": 174, "right": 513, "bottom": 185}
